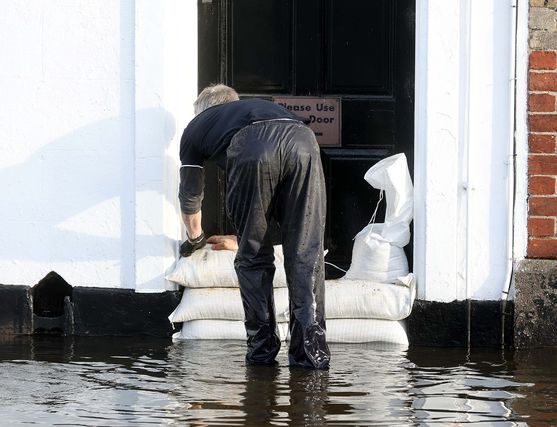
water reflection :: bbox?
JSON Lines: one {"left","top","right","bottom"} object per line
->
{"left": 408, "top": 348, "right": 513, "bottom": 424}
{"left": 286, "top": 368, "right": 331, "bottom": 426}
{"left": 0, "top": 336, "right": 551, "bottom": 425}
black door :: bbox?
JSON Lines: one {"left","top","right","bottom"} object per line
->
{"left": 198, "top": 0, "right": 415, "bottom": 276}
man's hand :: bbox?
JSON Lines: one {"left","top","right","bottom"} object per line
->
{"left": 207, "top": 235, "right": 239, "bottom": 251}
{"left": 180, "top": 232, "right": 207, "bottom": 257}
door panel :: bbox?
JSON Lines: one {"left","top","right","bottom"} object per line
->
{"left": 198, "top": 0, "right": 415, "bottom": 275}
{"left": 341, "top": 101, "right": 396, "bottom": 147}
{"left": 230, "top": 0, "right": 293, "bottom": 93}
{"left": 325, "top": 0, "right": 394, "bottom": 95}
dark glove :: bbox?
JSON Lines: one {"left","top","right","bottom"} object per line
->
{"left": 180, "top": 232, "right": 207, "bottom": 257}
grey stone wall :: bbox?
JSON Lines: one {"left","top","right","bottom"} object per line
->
{"left": 514, "top": 259, "right": 557, "bottom": 347}
{"left": 530, "top": 1, "right": 557, "bottom": 50}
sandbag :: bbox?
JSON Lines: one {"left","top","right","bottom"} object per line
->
{"left": 173, "top": 320, "right": 289, "bottom": 341}
{"left": 363, "top": 153, "right": 413, "bottom": 246}
{"left": 172, "top": 319, "right": 408, "bottom": 345}
{"left": 168, "top": 274, "right": 416, "bottom": 323}
{"left": 169, "top": 287, "right": 289, "bottom": 323}
{"left": 325, "top": 319, "right": 408, "bottom": 345}
{"left": 344, "top": 224, "right": 409, "bottom": 283}
{"left": 325, "top": 274, "right": 415, "bottom": 321}
{"left": 166, "top": 244, "right": 288, "bottom": 288}
{"left": 345, "top": 153, "right": 413, "bottom": 283}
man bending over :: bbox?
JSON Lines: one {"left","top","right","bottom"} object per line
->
{"left": 178, "top": 84, "right": 330, "bottom": 369}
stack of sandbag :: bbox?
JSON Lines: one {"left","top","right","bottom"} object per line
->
{"left": 167, "top": 249, "right": 415, "bottom": 345}
{"left": 320, "top": 275, "right": 414, "bottom": 344}
{"left": 166, "top": 245, "right": 291, "bottom": 341}
{"left": 167, "top": 152, "right": 415, "bottom": 345}
{"left": 330, "top": 152, "right": 415, "bottom": 344}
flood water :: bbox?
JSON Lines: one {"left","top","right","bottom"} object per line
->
{"left": 0, "top": 336, "right": 556, "bottom": 426}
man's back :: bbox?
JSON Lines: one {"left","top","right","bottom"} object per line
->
{"left": 180, "top": 98, "right": 307, "bottom": 169}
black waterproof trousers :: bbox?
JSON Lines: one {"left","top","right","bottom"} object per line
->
{"left": 226, "top": 119, "right": 330, "bottom": 369}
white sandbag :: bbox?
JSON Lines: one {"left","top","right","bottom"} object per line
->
{"left": 169, "top": 287, "right": 290, "bottom": 323}
{"left": 169, "top": 274, "right": 416, "bottom": 323}
{"left": 345, "top": 153, "right": 413, "bottom": 283}
{"left": 326, "top": 319, "right": 408, "bottom": 345}
{"left": 364, "top": 153, "right": 413, "bottom": 246}
{"left": 166, "top": 244, "right": 288, "bottom": 288}
{"left": 325, "top": 274, "right": 415, "bottom": 321}
{"left": 172, "top": 319, "right": 407, "bottom": 345}
{"left": 166, "top": 244, "right": 237, "bottom": 287}
{"left": 344, "top": 223, "right": 409, "bottom": 283}
{"left": 172, "top": 320, "right": 289, "bottom": 341}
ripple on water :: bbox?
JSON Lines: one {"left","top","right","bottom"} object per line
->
{"left": 0, "top": 336, "right": 549, "bottom": 426}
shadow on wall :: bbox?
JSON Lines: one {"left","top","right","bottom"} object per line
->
{"left": 0, "top": 107, "right": 182, "bottom": 288}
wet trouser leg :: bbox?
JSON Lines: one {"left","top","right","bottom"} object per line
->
{"left": 226, "top": 120, "right": 330, "bottom": 369}
{"left": 226, "top": 123, "right": 281, "bottom": 365}
{"left": 274, "top": 125, "right": 329, "bottom": 369}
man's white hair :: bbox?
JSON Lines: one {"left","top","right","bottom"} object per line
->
{"left": 194, "top": 84, "right": 239, "bottom": 115}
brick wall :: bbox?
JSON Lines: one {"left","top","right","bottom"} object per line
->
{"left": 528, "top": 1, "right": 557, "bottom": 258}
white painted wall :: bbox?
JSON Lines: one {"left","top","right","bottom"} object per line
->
{"left": 0, "top": 0, "right": 528, "bottom": 299}
{"left": 414, "top": 0, "right": 525, "bottom": 301}
{"left": 134, "top": 0, "right": 197, "bottom": 292}
{"left": 0, "top": 1, "right": 196, "bottom": 292}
